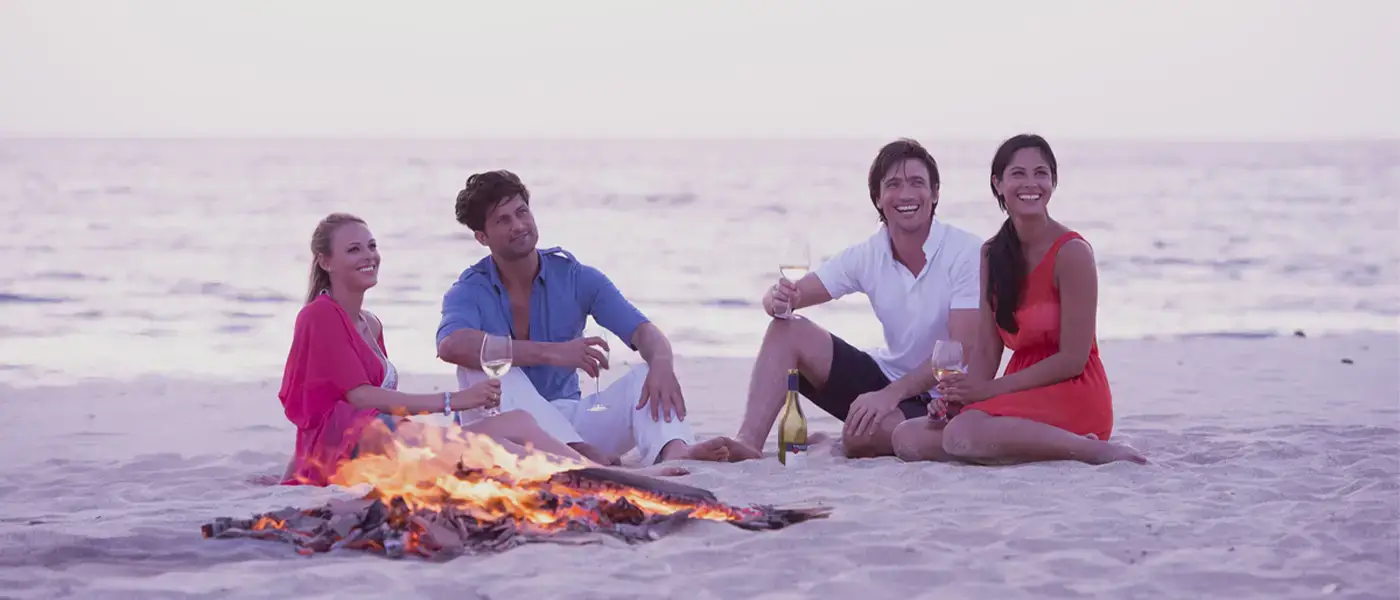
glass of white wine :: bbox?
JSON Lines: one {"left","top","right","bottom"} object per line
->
{"left": 776, "top": 238, "right": 811, "bottom": 319}
{"left": 583, "top": 325, "right": 610, "bottom": 412}
{"left": 930, "top": 340, "right": 964, "bottom": 421}
{"left": 479, "top": 333, "right": 513, "bottom": 416}
{"left": 932, "top": 340, "right": 964, "bottom": 381}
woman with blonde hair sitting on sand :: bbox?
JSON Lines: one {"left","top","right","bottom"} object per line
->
{"left": 277, "top": 212, "right": 677, "bottom": 486}
{"left": 890, "top": 134, "right": 1145, "bottom": 466}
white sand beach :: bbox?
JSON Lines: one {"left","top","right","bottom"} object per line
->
{"left": 1, "top": 332, "right": 1397, "bottom": 599}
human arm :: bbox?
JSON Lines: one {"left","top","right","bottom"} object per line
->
{"left": 984, "top": 239, "right": 1097, "bottom": 394}
{"left": 964, "top": 247, "right": 1005, "bottom": 382}
{"left": 438, "top": 328, "right": 579, "bottom": 369}
{"left": 944, "top": 240, "right": 1099, "bottom": 402}
{"left": 629, "top": 321, "right": 686, "bottom": 421}
{"left": 766, "top": 241, "right": 869, "bottom": 317}
{"left": 282, "top": 300, "right": 500, "bottom": 424}
{"left": 344, "top": 379, "right": 501, "bottom": 416}
{"left": 434, "top": 280, "right": 604, "bottom": 372}
{"left": 764, "top": 273, "right": 834, "bottom": 316}
{"left": 581, "top": 265, "right": 687, "bottom": 421}
{"left": 845, "top": 280, "right": 980, "bottom": 434}
{"left": 852, "top": 304, "right": 983, "bottom": 430}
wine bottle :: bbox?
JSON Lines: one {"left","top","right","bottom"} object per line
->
{"left": 777, "top": 368, "right": 808, "bottom": 467}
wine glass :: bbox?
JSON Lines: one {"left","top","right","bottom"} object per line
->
{"left": 931, "top": 340, "right": 964, "bottom": 380}
{"left": 479, "top": 333, "right": 513, "bottom": 417}
{"left": 776, "top": 237, "right": 811, "bottom": 319}
{"left": 583, "top": 324, "right": 610, "bottom": 412}
{"left": 930, "top": 340, "right": 964, "bottom": 421}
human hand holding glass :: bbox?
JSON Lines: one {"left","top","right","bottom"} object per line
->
{"left": 929, "top": 340, "right": 965, "bottom": 422}
{"left": 775, "top": 238, "right": 810, "bottom": 319}
{"left": 479, "top": 333, "right": 513, "bottom": 417}
{"left": 583, "top": 325, "right": 611, "bottom": 412}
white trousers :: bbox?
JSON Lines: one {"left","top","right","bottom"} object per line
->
{"left": 456, "top": 363, "right": 694, "bottom": 465}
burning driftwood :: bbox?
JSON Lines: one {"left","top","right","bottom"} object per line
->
{"left": 204, "top": 464, "right": 829, "bottom": 560}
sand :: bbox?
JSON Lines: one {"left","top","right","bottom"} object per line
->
{"left": 1, "top": 332, "right": 1397, "bottom": 599}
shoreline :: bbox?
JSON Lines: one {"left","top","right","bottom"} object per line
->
{"left": 2, "top": 328, "right": 1394, "bottom": 391}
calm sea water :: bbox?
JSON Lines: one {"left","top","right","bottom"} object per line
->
{"left": 2, "top": 138, "right": 1397, "bottom": 386}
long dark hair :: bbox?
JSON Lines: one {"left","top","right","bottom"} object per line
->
{"left": 985, "top": 134, "right": 1059, "bottom": 334}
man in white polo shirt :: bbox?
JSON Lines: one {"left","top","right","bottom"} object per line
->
{"left": 725, "top": 138, "right": 983, "bottom": 459}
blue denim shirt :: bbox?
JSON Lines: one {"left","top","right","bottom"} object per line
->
{"left": 436, "top": 247, "right": 649, "bottom": 400}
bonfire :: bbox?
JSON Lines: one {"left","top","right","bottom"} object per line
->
{"left": 204, "top": 424, "right": 829, "bottom": 560}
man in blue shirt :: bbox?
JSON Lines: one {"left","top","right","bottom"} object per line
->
{"left": 436, "top": 170, "right": 755, "bottom": 465}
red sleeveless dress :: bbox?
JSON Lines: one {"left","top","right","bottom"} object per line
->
{"left": 967, "top": 231, "right": 1114, "bottom": 440}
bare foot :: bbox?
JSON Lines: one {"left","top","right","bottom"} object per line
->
{"left": 714, "top": 437, "right": 763, "bottom": 462}
{"left": 1092, "top": 441, "right": 1147, "bottom": 465}
{"left": 659, "top": 437, "right": 764, "bottom": 463}
{"left": 627, "top": 465, "right": 690, "bottom": 477}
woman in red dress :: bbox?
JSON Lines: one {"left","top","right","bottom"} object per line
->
{"left": 891, "top": 134, "right": 1145, "bottom": 465}
{"left": 277, "top": 213, "right": 628, "bottom": 486}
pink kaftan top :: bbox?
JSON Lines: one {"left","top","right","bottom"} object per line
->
{"left": 277, "top": 295, "right": 386, "bottom": 486}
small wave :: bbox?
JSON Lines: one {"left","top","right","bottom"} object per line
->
{"left": 597, "top": 192, "right": 697, "bottom": 207}
{"left": 1117, "top": 256, "right": 1263, "bottom": 269}
{"left": 31, "top": 271, "right": 108, "bottom": 282}
{"left": 231, "top": 292, "right": 293, "bottom": 304}
{"left": 635, "top": 297, "right": 756, "bottom": 309}
{"left": 0, "top": 293, "right": 68, "bottom": 304}
{"left": 645, "top": 193, "right": 695, "bottom": 205}
{"left": 756, "top": 204, "right": 787, "bottom": 215}
{"left": 168, "top": 281, "right": 293, "bottom": 304}
{"left": 381, "top": 298, "right": 434, "bottom": 306}
{"left": 703, "top": 298, "right": 755, "bottom": 308}
{"left": 223, "top": 311, "right": 272, "bottom": 319}
{"left": 1153, "top": 331, "right": 1282, "bottom": 341}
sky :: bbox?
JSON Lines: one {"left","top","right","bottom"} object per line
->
{"left": 1, "top": 0, "right": 1397, "bottom": 140}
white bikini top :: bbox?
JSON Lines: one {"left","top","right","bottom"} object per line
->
{"left": 362, "top": 310, "right": 398, "bottom": 391}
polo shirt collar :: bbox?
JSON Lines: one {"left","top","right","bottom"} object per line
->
{"left": 881, "top": 218, "right": 946, "bottom": 279}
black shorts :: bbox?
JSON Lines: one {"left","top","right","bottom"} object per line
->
{"left": 798, "top": 333, "right": 930, "bottom": 422}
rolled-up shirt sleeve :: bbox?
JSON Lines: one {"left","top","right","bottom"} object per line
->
{"left": 578, "top": 265, "right": 648, "bottom": 350}
{"left": 436, "top": 280, "right": 485, "bottom": 348}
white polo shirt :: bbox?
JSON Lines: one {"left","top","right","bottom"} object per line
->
{"left": 813, "top": 219, "right": 983, "bottom": 392}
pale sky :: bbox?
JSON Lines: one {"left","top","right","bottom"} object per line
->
{"left": 1, "top": 0, "right": 1396, "bottom": 140}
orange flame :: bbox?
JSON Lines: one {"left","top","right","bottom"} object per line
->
{"left": 325, "top": 420, "right": 743, "bottom": 531}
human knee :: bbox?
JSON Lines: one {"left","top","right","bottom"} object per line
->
{"left": 618, "top": 362, "right": 651, "bottom": 397}
{"left": 890, "top": 420, "right": 924, "bottom": 462}
{"left": 762, "top": 316, "right": 808, "bottom": 345}
{"left": 485, "top": 409, "right": 539, "bottom": 435}
{"left": 940, "top": 414, "right": 986, "bottom": 458}
{"left": 842, "top": 436, "right": 879, "bottom": 459}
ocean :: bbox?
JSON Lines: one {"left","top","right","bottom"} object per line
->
{"left": 2, "top": 138, "right": 1396, "bottom": 386}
